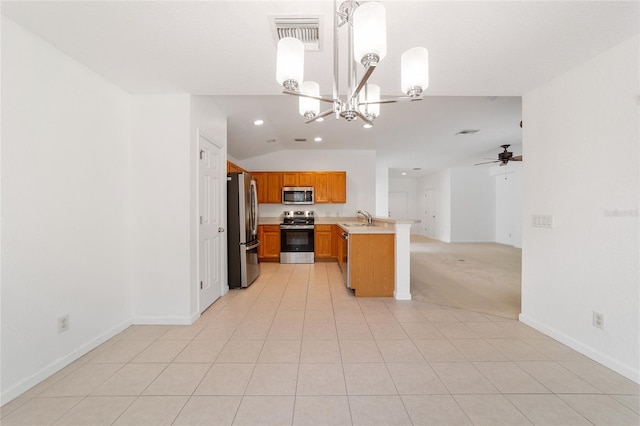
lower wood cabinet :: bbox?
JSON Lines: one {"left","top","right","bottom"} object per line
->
{"left": 314, "top": 225, "right": 333, "bottom": 260}
{"left": 349, "top": 233, "right": 395, "bottom": 297}
{"left": 258, "top": 225, "right": 280, "bottom": 262}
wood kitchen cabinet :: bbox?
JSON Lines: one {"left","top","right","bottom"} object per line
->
{"left": 331, "top": 225, "right": 341, "bottom": 258}
{"left": 282, "top": 172, "right": 316, "bottom": 188}
{"left": 298, "top": 172, "right": 316, "bottom": 187}
{"left": 227, "top": 161, "right": 246, "bottom": 174}
{"left": 247, "top": 170, "right": 345, "bottom": 204}
{"left": 258, "top": 225, "right": 280, "bottom": 262}
{"left": 266, "top": 173, "right": 283, "bottom": 203}
{"left": 282, "top": 172, "right": 299, "bottom": 187}
{"left": 349, "top": 233, "right": 395, "bottom": 297}
{"left": 252, "top": 172, "right": 282, "bottom": 204}
{"left": 315, "top": 172, "right": 346, "bottom": 203}
{"left": 314, "top": 225, "right": 333, "bottom": 260}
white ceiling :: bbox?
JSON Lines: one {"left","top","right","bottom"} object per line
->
{"left": 3, "top": 1, "right": 638, "bottom": 176}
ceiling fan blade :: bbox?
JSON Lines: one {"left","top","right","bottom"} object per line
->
{"left": 361, "top": 96, "right": 423, "bottom": 105}
{"left": 304, "top": 108, "right": 334, "bottom": 124}
{"left": 511, "top": 155, "right": 523, "bottom": 161}
{"left": 474, "top": 160, "right": 500, "bottom": 166}
{"left": 283, "top": 89, "right": 335, "bottom": 104}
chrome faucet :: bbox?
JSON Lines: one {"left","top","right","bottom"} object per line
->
{"left": 357, "top": 210, "right": 373, "bottom": 226}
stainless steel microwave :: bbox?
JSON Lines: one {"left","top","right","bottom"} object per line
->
{"left": 282, "top": 187, "right": 314, "bottom": 205}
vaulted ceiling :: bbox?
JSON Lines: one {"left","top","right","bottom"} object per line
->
{"left": 3, "top": 1, "right": 637, "bottom": 175}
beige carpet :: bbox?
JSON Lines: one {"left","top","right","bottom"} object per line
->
{"left": 410, "top": 236, "right": 522, "bottom": 319}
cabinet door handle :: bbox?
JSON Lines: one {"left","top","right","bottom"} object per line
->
{"left": 218, "top": 227, "right": 225, "bottom": 232}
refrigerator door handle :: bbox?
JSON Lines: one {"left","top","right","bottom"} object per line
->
{"left": 249, "top": 180, "right": 259, "bottom": 236}
{"left": 242, "top": 240, "right": 260, "bottom": 250}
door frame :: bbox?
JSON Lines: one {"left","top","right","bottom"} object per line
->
{"left": 196, "top": 131, "right": 227, "bottom": 313}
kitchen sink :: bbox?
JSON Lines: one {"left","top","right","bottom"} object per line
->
{"left": 341, "top": 223, "right": 368, "bottom": 227}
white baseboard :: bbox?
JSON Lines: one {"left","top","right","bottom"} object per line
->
{"left": 132, "top": 315, "right": 196, "bottom": 325}
{"left": 0, "top": 319, "right": 131, "bottom": 406}
{"left": 394, "top": 291, "right": 412, "bottom": 301}
{"left": 519, "top": 313, "right": 639, "bottom": 384}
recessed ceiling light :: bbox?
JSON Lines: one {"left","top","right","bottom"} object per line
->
{"left": 402, "top": 172, "right": 407, "bottom": 176}
{"left": 363, "top": 123, "right": 373, "bottom": 129}
{"left": 314, "top": 137, "right": 322, "bottom": 142}
{"left": 254, "top": 119, "right": 264, "bottom": 126}
{"left": 455, "top": 129, "right": 479, "bottom": 135}
{"left": 316, "top": 117, "right": 324, "bottom": 122}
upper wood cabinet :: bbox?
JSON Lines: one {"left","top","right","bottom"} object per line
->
{"left": 241, "top": 170, "right": 345, "bottom": 204}
{"left": 329, "top": 172, "right": 346, "bottom": 203}
{"left": 282, "top": 172, "right": 316, "bottom": 188}
{"left": 227, "top": 161, "right": 246, "bottom": 174}
{"left": 252, "top": 172, "right": 282, "bottom": 204}
{"left": 315, "top": 171, "right": 346, "bottom": 203}
{"left": 299, "top": 172, "right": 316, "bottom": 187}
{"left": 282, "top": 172, "right": 298, "bottom": 187}
{"left": 266, "top": 173, "right": 282, "bottom": 203}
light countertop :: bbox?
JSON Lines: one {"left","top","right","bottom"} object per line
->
{"left": 258, "top": 216, "right": 417, "bottom": 235}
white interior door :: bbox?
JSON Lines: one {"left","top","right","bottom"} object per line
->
{"left": 199, "top": 135, "right": 223, "bottom": 312}
{"left": 423, "top": 189, "right": 437, "bottom": 238}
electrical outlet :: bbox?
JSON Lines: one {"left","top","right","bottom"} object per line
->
{"left": 592, "top": 311, "right": 604, "bottom": 329}
{"left": 58, "top": 314, "right": 70, "bottom": 333}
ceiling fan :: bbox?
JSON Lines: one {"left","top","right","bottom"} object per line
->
{"left": 475, "top": 145, "right": 523, "bottom": 166}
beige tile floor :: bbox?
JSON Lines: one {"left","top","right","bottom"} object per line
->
{"left": 2, "top": 262, "right": 639, "bottom": 425}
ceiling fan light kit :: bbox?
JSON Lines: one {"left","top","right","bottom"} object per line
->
{"left": 275, "top": 0, "right": 429, "bottom": 126}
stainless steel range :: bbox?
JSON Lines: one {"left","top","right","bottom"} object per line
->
{"left": 280, "top": 210, "right": 315, "bottom": 264}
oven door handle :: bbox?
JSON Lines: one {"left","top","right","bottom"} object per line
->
{"left": 242, "top": 240, "right": 260, "bottom": 250}
{"left": 280, "top": 225, "right": 315, "bottom": 230}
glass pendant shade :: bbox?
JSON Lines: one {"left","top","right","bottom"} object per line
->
{"left": 276, "top": 37, "right": 304, "bottom": 89}
{"left": 359, "top": 84, "right": 380, "bottom": 118}
{"left": 353, "top": 2, "right": 387, "bottom": 65}
{"left": 401, "top": 47, "right": 429, "bottom": 96}
{"left": 299, "top": 81, "right": 320, "bottom": 117}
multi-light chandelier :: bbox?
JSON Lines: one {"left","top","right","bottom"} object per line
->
{"left": 276, "top": 0, "right": 429, "bottom": 127}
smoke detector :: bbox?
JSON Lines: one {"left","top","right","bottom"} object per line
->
{"left": 271, "top": 16, "right": 322, "bottom": 51}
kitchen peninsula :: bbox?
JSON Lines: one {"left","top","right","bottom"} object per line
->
{"left": 258, "top": 215, "right": 414, "bottom": 300}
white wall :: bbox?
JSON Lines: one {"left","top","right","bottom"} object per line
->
{"left": 521, "top": 35, "right": 639, "bottom": 382}
{"left": 493, "top": 164, "right": 522, "bottom": 247}
{"left": 450, "top": 167, "right": 496, "bottom": 242}
{"left": 1, "top": 18, "right": 132, "bottom": 403}
{"left": 418, "top": 170, "right": 452, "bottom": 242}
{"left": 375, "top": 161, "right": 389, "bottom": 217}
{"left": 389, "top": 177, "right": 419, "bottom": 234}
{"left": 130, "top": 95, "right": 194, "bottom": 324}
{"left": 238, "top": 150, "right": 377, "bottom": 220}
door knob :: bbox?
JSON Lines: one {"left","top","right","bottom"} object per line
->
{"left": 218, "top": 227, "right": 225, "bottom": 232}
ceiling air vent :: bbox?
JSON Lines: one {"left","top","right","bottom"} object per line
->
{"left": 271, "top": 16, "right": 321, "bottom": 51}
{"left": 455, "top": 129, "right": 480, "bottom": 136}
{"left": 294, "top": 138, "right": 307, "bottom": 142}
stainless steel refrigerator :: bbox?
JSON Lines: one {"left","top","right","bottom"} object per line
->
{"left": 227, "top": 172, "right": 260, "bottom": 288}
